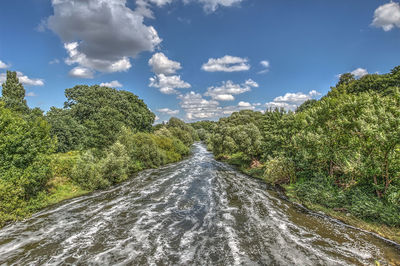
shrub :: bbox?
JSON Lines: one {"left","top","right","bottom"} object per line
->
{"left": 71, "top": 150, "right": 108, "bottom": 190}
{"left": 98, "top": 141, "right": 130, "bottom": 184}
{"left": 263, "top": 156, "right": 296, "bottom": 185}
{"left": 50, "top": 151, "right": 81, "bottom": 179}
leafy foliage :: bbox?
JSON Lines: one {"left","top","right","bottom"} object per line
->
{"left": 0, "top": 75, "right": 194, "bottom": 226}
{"left": 46, "top": 107, "right": 87, "bottom": 152}
{"left": 0, "top": 101, "right": 54, "bottom": 225}
{"left": 207, "top": 66, "right": 400, "bottom": 227}
{"left": 1, "top": 71, "right": 29, "bottom": 114}
{"left": 61, "top": 85, "right": 155, "bottom": 149}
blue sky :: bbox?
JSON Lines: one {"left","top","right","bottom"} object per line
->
{"left": 1, "top": 0, "right": 400, "bottom": 122}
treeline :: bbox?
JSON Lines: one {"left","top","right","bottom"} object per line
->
{"left": 195, "top": 66, "right": 400, "bottom": 227}
{"left": 0, "top": 71, "right": 198, "bottom": 226}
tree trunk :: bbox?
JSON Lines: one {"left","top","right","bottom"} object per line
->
{"left": 373, "top": 175, "right": 381, "bottom": 198}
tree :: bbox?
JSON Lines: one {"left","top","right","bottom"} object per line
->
{"left": 336, "top": 73, "right": 355, "bottom": 87}
{"left": 0, "top": 101, "right": 54, "bottom": 200}
{"left": 63, "top": 85, "right": 155, "bottom": 149}
{"left": 46, "top": 107, "right": 87, "bottom": 152}
{"left": 296, "top": 99, "right": 317, "bottom": 113}
{"left": 1, "top": 71, "right": 28, "bottom": 113}
{"left": 355, "top": 91, "right": 400, "bottom": 197}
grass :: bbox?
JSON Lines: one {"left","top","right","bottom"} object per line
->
{"left": 45, "top": 176, "right": 89, "bottom": 206}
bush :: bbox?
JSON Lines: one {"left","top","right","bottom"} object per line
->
{"left": 263, "top": 156, "right": 295, "bottom": 185}
{"left": 50, "top": 151, "right": 81, "bottom": 179}
{"left": 119, "top": 127, "right": 190, "bottom": 169}
{"left": 98, "top": 141, "right": 130, "bottom": 184}
{"left": 294, "top": 175, "right": 347, "bottom": 208}
{"left": 71, "top": 150, "right": 108, "bottom": 190}
{"left": 227, "top": 152, "right": 248, "bottom": 166}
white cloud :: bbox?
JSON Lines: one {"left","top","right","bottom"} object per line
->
{"left": 148, "top": 52, "right": 190, "bottom": 94}
{"left": 351, "top": 68, "right": 368, "bottom": 79}
{"left": 266, "top": 90, "right": 321, "bottom": 111}
{"left": 220, "top": 101, "right": 261, "bottom": 115}
{"left": 68, "top": 67, "right": 94, "bottom": 79}
{"left": 372, "top": 2, "right": 400, "bottom": 31}
{"left": 184, "top": 0, "right": 244, "bottom": 12}
{"left": 179, "top": 91, "right": 220, "bottom": 119}
{"left": 258, "top": 60, "right": 270, "bottom": 74}
{"left": 141, "top": 0, "right": 245, "bottom": 13}
{"left": 0, "top": 60, "right": 10, "bottom": 69}
{"left": 100, "top": 80, "right": 123, "bottom": 88}
{"left": 201, "top": 55, "right": 250, "bottom": 72}
{"left": 337, "top": 68, "right": 369, "bottom": 80}
{"left": 26, "top": 92, "right": 37, "bottom": 97}
{"left": 260, "top": 60, "right": 270, "bottom": 68}
{"left": 213, "top": 94, "right": 235, "bottom": 101}
{"left": 149, "top": 52, "right": 182, "bottom": 75}
{"left": 204, "top": 79, "right": 258, "bottom": 101}
{"left": 64, "top": 42, "right": 132, "bottom": 73}
{"left": 244, "top": 78, "right": 259, "bottom": 88}
{"left": 149, "top": 74, "right": 191, "bottom": 94}
{"left": 49, "top": 59, "right": 60, "bottom": 65}
{"left": 17, "top": 73, "right": 45, "bottom": 86}
{"left": 179, "top": 90, "right": 262, "bottom": 120}
{"left": 47, "top": 0, "right": 162, "bottom": 75}
{"left": 147, "top": 0, "right": 173, "bottom": 7}
{"left": 157, "top": 108, "right": 180, "bottom": 115}
{"left": 0, "top": 72, "right": 44, "bottom": 86}
{"left": 238, "top": 101, "right": 251, "bottom": 107}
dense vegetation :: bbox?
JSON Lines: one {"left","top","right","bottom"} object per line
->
{"left": 0, "top": 71, "right": 198, "bottom": 227}
{"left": 199, "top": 66, "right": 400, "bottom": 228}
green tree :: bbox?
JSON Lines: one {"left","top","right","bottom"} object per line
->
{"left": 1, "top": 71, "right": 29, "bottom": 113}
{"left": 63, "top": 85, "right": 155, "bottom": 149}
{"left": 46, "top": 107, "right": 87, "bottom": 152}
{"left": 0, "top": 101, "right": 54, "bottom": 204}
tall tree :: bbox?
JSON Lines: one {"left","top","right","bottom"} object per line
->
{"left": 63, "top": 85, "right": 155, "bottom": 149}
{"left": 1, "top": 71, "right": 28, "bottom": 113}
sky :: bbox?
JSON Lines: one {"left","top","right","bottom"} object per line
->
{"left": 1, "top": 0, "right": 400, "bottom": 122}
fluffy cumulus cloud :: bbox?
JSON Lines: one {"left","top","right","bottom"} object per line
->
{"left": 68, "top": 67, "right": 94, "bottom": 79}
{"left": 266, "top": 90, "right": 321, "bottom": 111}
{"left": 0, "top": 71, "right": 44, "bottom": 86}
{"left": 100, "top": 80, "right": 123, "bottom": 88}
{"left": 351, "top": 68, "right": 368, "bottom": 79}
{"left": 179, "top": 79, "right": 261, "bottom": 120}
{"left": 238, "top": 101, "right": 252, "bottom": 107}
{"left": 337, "top": 68, "right": 369, "bottom": 80}
{"left": 201, "top": 55, "right": 250, "bottom": 72}
{"left": 149, "top": 74, "right": 191, "bottom": 94}
{"left": 148, "top": 53, "right": 190, "bottom": 94}
{"left": 149, "top": 52, "right": 181, "bottom": 75}
{"left": 157, "top": 108, "right": 180, "bottom": 115}
{"left": 47, "top": 0, "right": 162, "bottom": 76}
{"left": 0, "top": 60, "right": 10, "bottom": 69}
{"left": 219, "top": 101, "right": 262, "bottom": 116}
{"left": 372, "top": 2, "right": 400, "bottom": 31}
{"left": 179, "top": 91, "right": 220, "bottom": 119}
{"left": 204, "top": 79, "right": 258, "bottom": 101}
